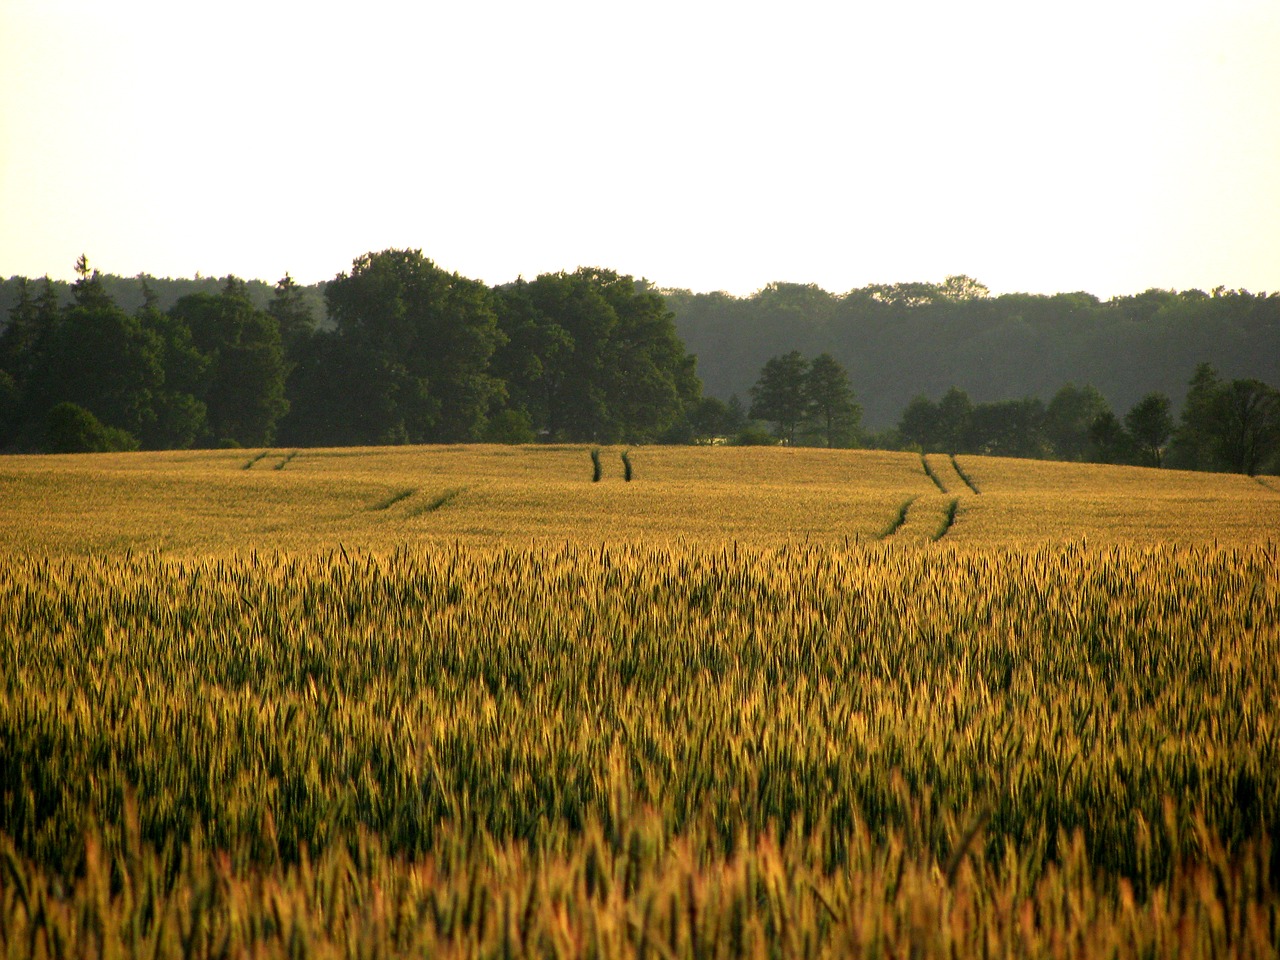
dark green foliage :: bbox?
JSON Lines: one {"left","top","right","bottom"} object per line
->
{"left": 5, "top": 264, "right": 1278, "bottom": 463}
{"left": 168, "top": 279, "right": 289, "bottom": 447}
{"left": 902, "top": 387, "right": 976, "bottom": 454}
{"left": 1169, "top": 363, "right": 1223, "bottom": 470}
{"left": 45, "top": 402, "right": 138, "bottom": 453}
{"left": 1213, "top": 379, "right": 1280, "bottom": 475}
{"left": 0, "top": 263, "right": 226, "bottom": 455}
{"left": 731, "top": 425, "right": 778, "bottom": 446}
{"left": 934, "top": 388, "right": 975, "bottom": 454}
{"left": 492, "top": 269, "right": 699, "bottom": 443}
{"left": 483, "top": 408, "right": 536, "bottom": 444}
{"left": 1088, "top": 411, "right": 1132, "bottom": 464}
{"left": 0, "top": 371, "right": 17, "bottom": 446}
{"left": 748, "top": 351, "right": 809, "bottom": 443}
{"left": 805, "top": 352, "right": 861, "bottom": 447}
{"left": 267, "top": 273, "right": 318, "bottom": 363}
{"left": 591, "top": 447, "right": 602, "bottom": 482}
{"left": 135, "top": 293, "right": 208, "bottom": 449}
{"left": 968, "top": 397, "right": 1049, "bottom": 459}
{"left": 898, "top": 388, "right": 977, "bottom": 454}
{"left": 683, "top": 395, "right": 745, "bottom": 442}
{"left": 666, "top": 281, "right": 1280, "bottom": 432}
{"left": 899, "top": 395, "right": 940, "bottom": 451}
{"left": 1124, "top": 392, "right": 1174, "bottom": 467}
{"left": 894, "top": 371, "right": 1276, "bottom": 470}
{"left": 0, "top": 278, "right": 38, "bottom": 382}
{"left": 1170, "top": 364, "right": 1280, "bottom": 474}
{"left": 21, "top": 273, "right": 167, "bottom": 447}
{"left": 622, "top": 450, "right": 633, "bottom": 481}
{"left": 273, "top": 329, "right": 353, "bottom": 446}
{"left": 0, "top": 271, "right": 314, "bottom": 320}
{"left": 325, "top": 250, "right": 505, "bottom": 444}
{"left": 1045, "top": 383, "right": 1112, "bottom": 461}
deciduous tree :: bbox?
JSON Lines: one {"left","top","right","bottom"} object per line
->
{"left": 1088, "top": 411, "right": 1131, "bottom": 464}
{"left": 805, "top": 352, "right": 860, "bottom": 447}
{"left": 326, "top": 250, "right": 504, "bottom": 443}
{"left": 1124, "top": 392, "right": 1174, "bottom": 467}
{"left": 1045, "top": 383, "right": 1110, "bottom": 461}
{"left": 168, "top": 278, "right": 288, "bottom": 446}
{"left": 1214, "top": 379, "right": 1280, "bottom": 475}
{"left": 749, "top": 351, "right": 809, "bottom": 443}
{"left": 492, "top": 269, "right": 698, "bottom": 442}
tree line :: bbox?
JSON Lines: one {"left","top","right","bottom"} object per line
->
{"left": 733, "top": 351, "right": 1280, "bottom": 475}
{"left": 0, "top": 251, "right": 700, "bottom": 452}
{"left": 663, "top": 276, "right": 1280, "bottom": 431}
{"left": 2, "top": 256, "right": 1278, "bottom": 474}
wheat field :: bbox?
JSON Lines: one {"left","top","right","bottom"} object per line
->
{"left": 2, "top": 444, "right": 1277, "bottom": 554}
{"left": 1, "top": 446, "right": 1277, "bottom": 958}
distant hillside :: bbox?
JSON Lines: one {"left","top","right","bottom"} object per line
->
{"left": 662, "top": 280, "right": 1280, "bottom": 428}
{"left": 0, "top": 274, "right": 330, "bottom": 327}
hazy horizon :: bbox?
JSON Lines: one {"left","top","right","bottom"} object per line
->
{"left": 4, "top": 1, "right": 1278, "bottom": 300}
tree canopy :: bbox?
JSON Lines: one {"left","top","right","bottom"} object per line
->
{"left": 1, "top": 262, "right": 1277, "bottom": 474}
{"left": 0, "top": 253, "right": 705, "bottom": 453}
{"left": 663, "top": 281, "right": 1280, "bottom": 431}
{"left": 492, "top": 268, "right": 699, "bottom": 442}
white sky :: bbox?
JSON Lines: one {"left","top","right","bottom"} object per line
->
{"left": 2, "top": 0, "right": 1278, "bottom": 297}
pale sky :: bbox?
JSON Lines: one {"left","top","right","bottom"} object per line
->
{"left": 2, "top": 0, "right": 1278, "bottom": 298}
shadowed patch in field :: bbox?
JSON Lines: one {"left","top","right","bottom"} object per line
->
{"left": 370, "top": 488, "right": 417, "bottom": 511}
{"left": 410, "top": 487, "right": 466, "bottom": 516}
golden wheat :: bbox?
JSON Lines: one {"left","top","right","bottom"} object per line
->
{"left": 1, "top": 447, "right": 1277, "bottom": 957}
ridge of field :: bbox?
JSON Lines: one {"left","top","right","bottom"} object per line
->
{"left": 952, "top": 455, "right": 1280, "bottom": 545}
{"left": 1, "top": 445, "right": 1277, "bottom": 557}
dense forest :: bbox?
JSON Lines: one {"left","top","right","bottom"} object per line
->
{"left": 663, "top": 276, "right": 1280, "bottom": 429}
{"left": 2, "top": 259, "right": 1278, "bottom": 473}
{"left": 0, "top": 252, "right": 698, "bottom": 453}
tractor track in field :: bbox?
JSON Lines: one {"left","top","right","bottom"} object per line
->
{"left": 368, "top": 486, "right": 469, "bottom": 516}
{"left": 950, "top": 455, "right": 981, "bottom": 494}
{"left": 921, "top": 454, "right": 948, "bottom": 492}
{"left": 371, "top": 488, "right": 417, "bottom": 511}
{"left": 409, "top": 487, "right": 467, "bottom": 516}
{"left": 241, "top": 450, "right": 300, "bottom": 471}
{"left": 880, "top": 495, "right": 919, "bottom": 539}
{"left": 933, "top": 497, "right": 960, "bottom": 542}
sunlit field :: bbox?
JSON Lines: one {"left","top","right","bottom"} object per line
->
{"left": 2, "top": 446, "right": 1278, "bottom": 958}
{"left": 1, "top": 444, "right": 1277, "bottom": 555}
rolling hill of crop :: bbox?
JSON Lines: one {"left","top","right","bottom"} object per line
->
{"left": 1, "top": 446, "right": 1277, "bottom": 958}
{"left": 1, "top": 444, "right": 1277, "bottom": 556}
